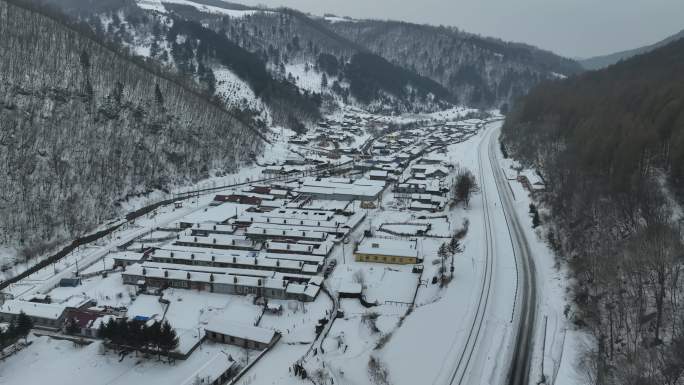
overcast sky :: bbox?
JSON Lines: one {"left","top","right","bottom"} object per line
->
{"left": 237, "top": 0, "right": 684, "bottom": 58}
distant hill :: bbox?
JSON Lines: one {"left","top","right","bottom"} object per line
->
{"left": 159, "top": 4, "right": 454, "bottom": 113}
{"left": 327, "top": 19, "right": 583, "bottom": 108}
{"left": 42, "top": 0, "right": 583, "bottom": 112}
{"left": 579, "top": 28, "right": 684, "bottom": 70}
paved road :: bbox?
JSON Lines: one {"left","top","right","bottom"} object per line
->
{"left": 485, "top": 126, "right": 538, "bottom": 385}
{"left": 446, "top": 121, "right": 538, "bottom": 385}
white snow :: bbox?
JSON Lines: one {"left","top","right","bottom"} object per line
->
{"left": 0, "top": 335, "right": 245, "bottom": 385}
{"left": 284, "top": 62, "right": 325, "bottom": 93}
{"left": 204, "top": 319, "right": 275, "bottom": 344}
{"left": 323, "top": 15, "right": 358, "bottom": 23}
{"left": 135, "top": 0, "right": 270, "bottom": 18}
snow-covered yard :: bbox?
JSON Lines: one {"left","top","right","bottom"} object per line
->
{"left": 0, "top": 335, "right": 245, "bottom": 385}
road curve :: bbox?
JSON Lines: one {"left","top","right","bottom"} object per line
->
{"left": 485, "top": 125, "right": 538, "bottom": 385}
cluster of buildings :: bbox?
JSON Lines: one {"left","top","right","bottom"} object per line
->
{"left": 120, "top": 193, "right": 367, "bottom": 303}
{"left": 0, "top": 110, "right": 487, "bottom": 385}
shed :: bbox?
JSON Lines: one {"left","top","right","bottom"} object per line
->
{"left": 204, "top": 319, "right": 277, "bottom": 350}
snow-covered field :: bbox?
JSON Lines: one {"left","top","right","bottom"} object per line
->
{"left": 0, "top": 335, "right": 244, "bottom": 385}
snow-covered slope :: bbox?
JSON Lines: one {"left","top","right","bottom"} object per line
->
{"left": 136, "top": 0, "right": 270, "bottom": 17}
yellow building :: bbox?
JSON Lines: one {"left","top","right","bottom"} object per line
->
{"left": 354, "top": 237, "right": 420, "bottom": 265}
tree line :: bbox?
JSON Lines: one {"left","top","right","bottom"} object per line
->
{"left": 96, "top": 318, "right": 179, "bottom": 359}
{"left": 0, "top": 312, "right": 34, "bottom": 347}
{"left": 502, "top": 37, "right": 684, "bottom": 384}
{"left": 327, "top": 19, "right": 582, "bottom": 108}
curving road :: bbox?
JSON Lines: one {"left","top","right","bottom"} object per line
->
{"left": 446, "top": 121, "right": 538, "bottom": 385}
{"left": 485, "top": 125, "right": 538, "bottom": 385}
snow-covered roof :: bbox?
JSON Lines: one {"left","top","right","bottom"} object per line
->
{"left": 410, "top": 201, "right": 438, "bottom": 210}
{"left": 245, "top": 226, "right": 327, "bottom": 241}
{"left": 338, "top": 282, "right": 362, "bottom": 294}
{"left": 356, "top": 238, "right": 419, "bottom": 258}
{"left": 0, "top": 300, "right": 66, "bottom": 320}
{"left": 189, "top": 223, "right": 236, "bottom": 233}
{"left": 124, "top": 263, "right": 321, "bottom": 296}
{"left": 296, "top": 177, "right": 384, "bottom": 200}
{"left": 110, "top": 251, "right": 146, "bottom": 261}
{"left": 149, "top": 248, "right": 308, "bottom": 272}
{"left": 179, "top": 353, "right": 238, "bottom": 385}
{"left": 204, "top": 319, "right": 275, "bottom": 344}
{"left": 266, "top": 242, "right": 314, "bottom": 254}
{"left": 175, "top": 234, "right": 255, "bottom": 249}
{"left": 178, "top": 203, "right": 252, "bottom": 224}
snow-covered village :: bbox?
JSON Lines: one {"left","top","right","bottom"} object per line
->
{"left": 2, "top": 1, "right": 683, "bottom": 385}
{"left": 0, "top": 101, "right": 573, "bottom": 385}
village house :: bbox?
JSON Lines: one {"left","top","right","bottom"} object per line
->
{"left": 204, "top": 320, "right": 279, "bottom": 350}
{"left": 121, "top": 263, "right": 323, "bottom": 301}
{"left": 147, "top": 248, "right": 320, "bottom": 275}
{"left": 369, "top": 170, "right": 389, "bottom": 181}
{"left": 111, "top": 251, "right": 147, "bottom": 268}
{"left": 0, "top": 300, "right": 67, "bottom": 330}
{"left": 179, "top": 354, "right": 240, "bottom": 385}
{"left": 62, "top": 308, "right": 117, "bottom": 338}
{"left": 354, "top": 237, "right": 421, "bottom": 265}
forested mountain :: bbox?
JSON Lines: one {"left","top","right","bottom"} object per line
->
{"left": 35, "top": 0, "right": 322, "bottom": 130}
{"left": 45, "top": 0, "right": 581, "bottom": 113}
{"left": 580, "top": 29, "right": 684, "bottom": 70}
{"left": 0, "top": 0, "right": 262, "bottom": 254}
{"left": 502, "top": 38, "right": 684, "bottom": 384}
{"left": 326, "top": 20, "right": 583, "bottom": 109}
{"left": 160, "top": 5, "right": 454, "bottom": 113}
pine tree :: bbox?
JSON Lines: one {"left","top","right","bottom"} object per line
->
{"left": 437, "top": 243, "right": 448, "bottom": 279}
{"left": 16, "top": 311, "right": 33, "bottom": 341}
{"left": 438, "top": 243, "right": 448, "bottom": 260}
{"left": 448, "top": 237, "right": 461, "bottom": 254}
{"left": 154, "top": 83, "right": 164, "bottom": 106}
{"left": 65, "top": 317, "right": 80, "bottom": 335}
{"left": 145, "top": 321, "right": 162, "bottom": 359}
{"left": 128, "top": 320, "right": 146, "bottom": 354}
{"left": 321, "top": 73, "right": 328, "bottom": 89}
{"left": 158, "top": 321, "right": 179, "bottom": 360}
{"left": 532, "top": 211, "right": 541, "bottom": 228}
{"left": 80, "top": 50, "right": 91, "bottom": 70}
{"left": 99, "top": 317, "right": 115, "bottom": 340}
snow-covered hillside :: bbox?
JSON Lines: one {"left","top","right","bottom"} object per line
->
{"left": 136, "top": 0, "right": 270, "bottom": 17}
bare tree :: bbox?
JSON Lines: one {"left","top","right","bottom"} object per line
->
{"left": 454, "top": 168, "right": 479, "bottom": 207}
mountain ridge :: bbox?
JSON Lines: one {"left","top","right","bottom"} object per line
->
{"left": 579, "top": 28, "right": 684, "bottom": 70}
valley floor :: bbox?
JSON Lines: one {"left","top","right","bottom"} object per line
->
{"left": 0, "top": 109, "right": 586, "bottom": 385}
